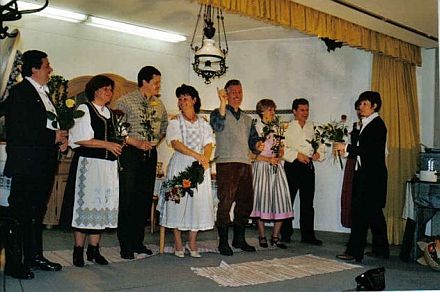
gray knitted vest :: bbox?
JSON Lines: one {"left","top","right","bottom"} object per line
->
{"left": 214, "top": 110, "right": 253, "bottom": 165}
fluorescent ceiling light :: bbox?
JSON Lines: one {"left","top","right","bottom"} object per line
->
{"left": 86, "top": 16, "right": 186, "bottom": 43}
{"left": 17, "top": 1, "right": 87, "bottom": 23}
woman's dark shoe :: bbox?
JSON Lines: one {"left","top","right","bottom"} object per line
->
{"left": 271, "top": 236, "right": 287, "bottom": 249}
{"left": 259, "top": 237, "right": 268, "bottom": 248}
{"left": 336, "top": 253, "right": 354, "bottom": 260}
{"left": 86, "top": 245, "right": 109, "bottom": 265}
{"left": 73, "top": 246, "right": 85, "bottom": 267}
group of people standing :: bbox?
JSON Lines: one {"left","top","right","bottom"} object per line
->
{"left": 2, "top": 49, "right": 389, "bottom": 280}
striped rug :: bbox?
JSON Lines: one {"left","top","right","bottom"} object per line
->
{"left": 191, "top": 254, "right": 361, "bottom": 287}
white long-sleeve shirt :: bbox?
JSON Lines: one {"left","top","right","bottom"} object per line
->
{"left": 283, "top": 119, "right": 326, "bottom": 163}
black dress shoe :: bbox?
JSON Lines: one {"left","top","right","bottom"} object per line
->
{"left": 120, "top": 250, "right": 135, "bottom": 260}
{"left": 365, "top": 251, "right": 389, "bottom": 259}
{"left": 280, "top": 237, "right": 291, "bottom": 243}
{"left": 5, "top": 267, "right": 35, "bottom": 279}
{"left": 29, "top": 256, "right": 62, "bottom": 271}
{"left": 301, "top": 238, "right": 323, "bottom": 246}
{"left": 218, "top": 243, "right": 233, "bottom": 256}
{"left": 134, "top": 246, "right": 153, "bottom": 256}
{"left": 232, "top": 240, "right": 256, "bottom": 252}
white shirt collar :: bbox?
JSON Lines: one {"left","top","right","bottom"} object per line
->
{"left": 25, "top": 76, "right": 49, "bottom": 94}
{"left": 360, "top": 112, "right": 379, "bottom": 133}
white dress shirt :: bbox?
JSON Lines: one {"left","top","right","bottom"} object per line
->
{"left": 283, "top": 119, "right": 326, "bottom": 163}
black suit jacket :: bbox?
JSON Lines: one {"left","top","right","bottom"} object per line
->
{"left": 347, "top": 116, "right": 388, "bottom": 208}
{"left": 4, "top": 78, "right": 58, "bottom": 177}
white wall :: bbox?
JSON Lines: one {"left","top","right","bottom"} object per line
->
{"left": 7, "top": 16, "right": 436, "bottom": 233}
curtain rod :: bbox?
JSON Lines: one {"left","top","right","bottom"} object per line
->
{"left": 331, "top": 0, "right": 438, "bottom": 42}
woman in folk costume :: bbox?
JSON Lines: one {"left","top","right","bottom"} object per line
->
{"left": 63, "top": 75, "right": 122, "bottom": 267}
{"left": 158, "top": 84, "right": 214, "bottom": 258}
{"left": 250, "top": 99, "right": 293, "bottom": 249}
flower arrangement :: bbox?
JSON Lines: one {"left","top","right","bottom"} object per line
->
{"left": 46, "top": 75, "right": 84, "bottom": 130}
{"left": 138, "top": 100, "right": 160, "bottom": 142}
{"left": 257, "top": 115, "right": 287, "bottom": 173}
{"left": 162, "top": 161, "right": 205, "bottom": 203}
{"left": 306, "top": 126, "right": 325, "bottom": 154}
{"left": 111, "top": 109, "right": 131, "bottom": 144}
{"left": 317, "top": 119, "right": 348, "bottom": 169}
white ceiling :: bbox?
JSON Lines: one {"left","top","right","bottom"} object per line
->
{"left": 20, "top": 0, "right": 439, "bottom": 48}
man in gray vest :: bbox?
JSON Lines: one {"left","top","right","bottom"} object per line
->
{"left": 210, "top": 79, "right": 262, "bottom": 256}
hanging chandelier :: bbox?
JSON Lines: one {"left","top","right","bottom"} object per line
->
{"left": 190, "top": 4, "right": 228, "bottom": 84}
{"left": 0, "top": 0, "right": 49, "bottom": 39}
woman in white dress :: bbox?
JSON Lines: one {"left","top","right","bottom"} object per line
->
{"left": 158, "top": 84, "right": 214, "bottom": 258}
{"left": 250, "top": 99, "right": 293, "bottom": 249}
{"left": 63, "top": 75, "right": 122, "bottom": 267}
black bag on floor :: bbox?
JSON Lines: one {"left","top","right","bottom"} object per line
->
{"left": 355, "top": 267, "right": 385, "bottom": 291}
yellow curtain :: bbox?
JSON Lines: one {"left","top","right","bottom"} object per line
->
{"left": 372, "top": 54, "right": 420, "bottom": 244}
{"left": 197, "top": 0, "right": 421, "bottom": 66}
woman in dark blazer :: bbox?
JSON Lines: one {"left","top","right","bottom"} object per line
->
{"left": 334, "top": 91, "right": 389, "bottom": 263}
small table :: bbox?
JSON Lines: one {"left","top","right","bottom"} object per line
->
{"left": 400, "top": 179, "right": 440, "bottom": 261}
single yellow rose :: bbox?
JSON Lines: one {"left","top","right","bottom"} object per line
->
{"left": 65, "top": 98, "right": 75, "bottom": 108}
{"left": 150, "top": 100, "right": 159, "bottom": 107}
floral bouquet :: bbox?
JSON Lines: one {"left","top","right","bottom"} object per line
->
{"left": 46, "top": 75, "right": 84, "bottom": 130}
{"left": 318, "top": 119, "right": 348, "bottom": 169}
{"left": 162, "top": 161, "right": 205, "bottom": 203}
{"left": 259, "top": 115, "right": 287, "bottom": 173}
{"left": 306, "top": 126, "right": 325, "bottom": 154}
{"left": 111, "top": 109, "right": 131, "bottom": 144}
{"left": 138, "top": 100, "right": 160, "bottom": 142}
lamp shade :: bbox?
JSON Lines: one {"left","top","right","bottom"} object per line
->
{"left": 195, "top": 39, "right": 224, "bottom": 58}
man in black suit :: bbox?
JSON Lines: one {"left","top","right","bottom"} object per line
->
{"left": 335, "top": 91, "right": 389, "bottom": 263}
{"left": 4, "top": 50, "right": 67, "bottom": 279}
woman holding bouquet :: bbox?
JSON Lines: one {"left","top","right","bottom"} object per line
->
{"left": 158, "top": 84, "right": 214, "bottom": 258}
{"left": 250, "top": 99, "right": 293, "bottom": 249}
{"left": 61, "top": 75, "right": 122, "bottom": 267}
{"left": 335, "top": 91, "right": 389, "bottom": 263}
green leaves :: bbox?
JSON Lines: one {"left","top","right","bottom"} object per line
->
{"left": 46, "top": 75, "right": 84, "bottom": 130}
{"left": 163, "top": 161, "right": 205, "bottom": 203}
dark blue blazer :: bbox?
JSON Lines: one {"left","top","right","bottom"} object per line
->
{"left": 4, "top": 78, "right": 58, "bottom": 177}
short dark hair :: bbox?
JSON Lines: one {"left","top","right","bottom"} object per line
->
{"left": 292, "top": 98, "right": 309, "bottom": 110}
{"left": 224, "top": 79, "right": 241, "bottom": 90}
{"left": 256, "top": 99, "right": 276, "bottom": 118}
{"left": 137, "top": 66, "right": 161, "bottom": 87}
{"left": 354, "top": 99, "right": 361, "bottom": 110}
{"left": 175, "top": 84, "right": 201, "bottom": 113}
{"left": 357, "top": 91, "right": 382, "bottom": 112}
{"left": 85, "top": 75, "right": 115, "bottom": 101}
{"left": 21, "top": 50, "right": 47, "bottom": 77}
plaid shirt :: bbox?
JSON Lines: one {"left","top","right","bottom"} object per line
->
{"left": 115, "top": 90, "right": 168, "bottom": 145}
